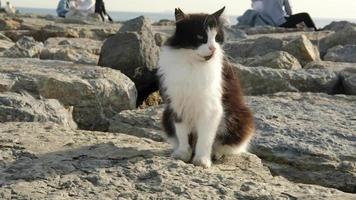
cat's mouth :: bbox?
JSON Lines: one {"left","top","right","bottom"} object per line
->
{"left": 203, "top": 54, "right": 214, "bottom": 61}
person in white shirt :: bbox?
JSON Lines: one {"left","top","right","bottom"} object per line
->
{"left": 4, "top": 0, "right": 16, "bottom": 14}
{"left": 255, "top": 0, "right": 318, "bottom": 30}
{"left": 68, "top": 0, "right": 95, "bottom": 13}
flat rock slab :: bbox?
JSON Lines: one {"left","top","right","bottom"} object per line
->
{"left": 0, "top": 58, "right": 137, "bottom": 131}
{"left": 109, "top": 93, "right": 356, "bottom": 193}
{"left": 304, "top": 61, "right": 356, "bottom": 71}
{"left": 249, "top": 93, "right": 356, "bottom": 193}
{"left": 0, "top": 122, "right": 354, "bottom": 199}
{"left": 1, "top": 15, "right": 121, "bottom": 42}
{"left": 44, "top": 37, "right": 102, "bottom": 55}
{"left": 324, "top": 45, "right": 356, "bottom": 63}
{"left": 233, "top": 64, "right": 340, "bottom": 95}
{"left": 40, "top": 47, "right": 99, "bottom": 65}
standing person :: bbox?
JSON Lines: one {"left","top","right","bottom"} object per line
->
{"left": 259, "top": 0, "right": 318, "bottom": 30}
{"left": 95, "top": 0, "right": 113, "bottom": 22}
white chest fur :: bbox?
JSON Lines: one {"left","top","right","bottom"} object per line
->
{"left": 158, "top": 46, "right": 224, "bottom": 129}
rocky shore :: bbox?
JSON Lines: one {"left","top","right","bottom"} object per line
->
{"left": 1, "top": 13, "right": 356, "bottom": 199}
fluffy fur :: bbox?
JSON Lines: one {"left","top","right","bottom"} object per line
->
{"left": 157, "top": 7, "right": 254, "bottom": 168}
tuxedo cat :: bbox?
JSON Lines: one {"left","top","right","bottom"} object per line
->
{"left": 158, "top": 7, "right": 254, "bottom": 168}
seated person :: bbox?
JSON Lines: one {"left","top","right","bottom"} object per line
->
{"left": 70, "top": 0, "right": 95, "bottom": 12}
{"left": 237, "top": 1, "right": 275, "bottom": 27}
{"left": 259, "top": 0, "right": 318, "bottom": 30}
{"left": 65, "top": 0, "right": 95, "bottom": 19}
{"left": 4, "top": 0, "right": 16, "bottom": 14}
{"left": 57, "top": 0, "right": 69, "bottom": 18}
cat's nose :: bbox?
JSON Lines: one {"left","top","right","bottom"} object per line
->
{"left": 209, "top": 46, "right": 216, "bottom": 53}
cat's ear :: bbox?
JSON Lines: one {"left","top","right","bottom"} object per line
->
{"left": 211, "top": 6, "right": 226, "bottom": 19}
{"left": 175, "top": 8, "right": 186, "bottom": 22}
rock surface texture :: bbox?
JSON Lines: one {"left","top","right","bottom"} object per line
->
{"left": 324, "top": 45, "right": 356, "bottom": 63}
{"left": 109, "top": 93, "right": 356, "bottom": 194}
{"left": 0, "top": 122, "right": 355, "bottom": 199}
{"left": 243, "top": 51, "right": 302, "bottom": 70}
{"left": 3, "top": 36, "right": 43, "bottom": 58}
{"left": 232, "top": 64, "right": 340, "bottom": 95}
{"left": 0, "top": 92, "right": 77, "bottom": 129}
{"left": 0, "top": 58, "right": 137, "bottom": 131}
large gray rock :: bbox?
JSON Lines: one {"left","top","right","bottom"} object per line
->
{"left": 243, "top": 51, "right": 302, "bottom": 70}
{"left": 40, "top": 37, "right": 102, "bottom": 64}
{"left": 304, "top": 61, "right": 356, "bottom": 71}
{"left": 2, "top": 17, "right": 120, "bottom": 42}
{"left": 319, "top": 26, "right": 356, "bottom": 56}
{"left": 224, "top": 36, "right": 284, "bottom": 59}
{"left": 40, "top": 47, "right": 99, "bottom": 65}
{"left": 0, "top": 58, "right": 137, "bottom": 131}
{"left": 248, "top": 93, "right": 356, "bottom": 193}
{"left": 223, "top": 27, "right": 248, "bottom": 41}
{"left": 44, "top": 37, "right": 102, "bottom": 55}
{"left": 323, "top": 21, "right": 356, "bottom": 32}
{"left": 282, "top": 35, "right": 320, "bottom": 66}
{"left": 98, "top": 16, "right": 160, "bottom": 104}
{"left": 233, "top": 64, "right": 340, "bottom": 95}
{"left": 0, "top": 122, "right": 354, "bottom": 199}
{"left": 0, "top": 39, "right": 13, "bottom": 51}
{"left": 340, "top": 68, "right": 356, "bottom": 95}
{"left": 109, "top": 106, "right": 164, "bottom": 141}
{"left": 109, "top": 92, "right": 356, "bottom": 193}
{"left": 3, "top": 36, "right": 43, "bottom": 58}
{"left": 0, "top": 92, "right": 76, "bottom": 129}
{"left": 324, "top": 45, "right": 356, "bottom": 63}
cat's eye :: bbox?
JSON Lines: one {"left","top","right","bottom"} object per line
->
{"left": 197, "top": 35, "right": 204, "bottom": 40}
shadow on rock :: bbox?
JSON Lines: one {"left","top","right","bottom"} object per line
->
{"left": 0, "top": 142, "right": 166, "bottom": 186}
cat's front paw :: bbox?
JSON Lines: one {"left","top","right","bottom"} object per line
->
{"left": 192, "top": 156, "right": 212, "bottom": 168}
{"left": 171, "top": 148, "right": 192, "bottom": 162}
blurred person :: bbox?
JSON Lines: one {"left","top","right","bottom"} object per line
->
{"left": 251, "top": 0, "right": 263, "bottom": 12}
{"left": 65, "top": 0, "right": 96, "bottom": 19}
{"left": 68, "top": 0, "right": 95, "bottom": 12}
{"left": 259, "top": 0, "right": 318, "bottom": 30}
{"left": 57, "top": 0, "right": 69, "bottom": 17}
{"left": 95, "top": 0, "right": 113, "bottom": 22}
{"left": 4, "top": 0, "right": 16, "bottom": 14}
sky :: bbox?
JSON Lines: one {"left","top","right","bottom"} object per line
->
{"left": 7, "top": 0, "right": 356, "bottom": 19}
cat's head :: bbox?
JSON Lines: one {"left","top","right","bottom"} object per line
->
{"left": 168, "top": 7, "right": 226, "bottom": 61}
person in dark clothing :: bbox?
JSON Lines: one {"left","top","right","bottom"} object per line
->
{"left": 95, "top": 0, "right": 113, "bottom": 22}
{"left": 257, "top": 0, "right": 318, "bottom": 31}
{"left": 280, "top": 12, "right": 317, "bottom": 30}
